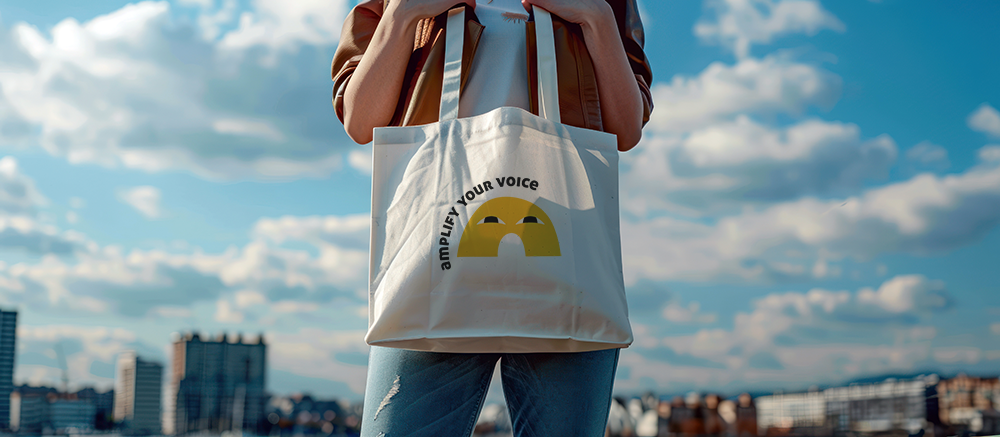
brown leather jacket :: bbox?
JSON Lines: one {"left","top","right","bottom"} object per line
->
{"left": 331, "top": 0, "right": 653, "bottom": 132}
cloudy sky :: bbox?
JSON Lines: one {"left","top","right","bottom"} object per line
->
{"left": 0, "top": 0, "right": 998, "bottom": 400}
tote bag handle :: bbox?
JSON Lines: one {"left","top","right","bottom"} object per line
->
{"left": 439, "top": 5, "right": 561, "bottom": 123}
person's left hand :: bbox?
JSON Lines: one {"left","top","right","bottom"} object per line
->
{"left": 520, "top": 0, "right": 611, "bottom": 28}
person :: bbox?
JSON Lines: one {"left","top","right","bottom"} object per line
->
{"left": 330, "top": 0, "right": 653, "bottom": 435}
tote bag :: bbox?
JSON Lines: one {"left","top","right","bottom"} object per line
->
{"left": 366, "top": 6, "right": 632, "bottom": 352}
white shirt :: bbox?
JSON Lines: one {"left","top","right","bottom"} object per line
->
{"left": 458, "top": 0, "right": 531, "bottom": 118}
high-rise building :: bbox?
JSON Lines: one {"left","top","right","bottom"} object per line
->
{"left": 114, "top": 352, "right": 163, "bottom": 435}
{"left": 76, "top": 387, "right": 115, "bottom": 430}
{"left": 0, "top": 309, "right": 17, "bottom": 431}
{"left": 167, "top": 332, "right": 266, "bottom": 435}
{"left": 50, "top": 399, "right": 97, "bottom": 432}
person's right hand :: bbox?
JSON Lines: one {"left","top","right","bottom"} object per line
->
{"left": 385, "top": 0, "right": 476, "bottom": 23}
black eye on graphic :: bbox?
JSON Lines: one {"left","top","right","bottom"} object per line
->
{"left": 516, "top": 216, "right": 543, "bottom": 225}
{"left": 478, "top": 216, "right": 505, "bottom": 225}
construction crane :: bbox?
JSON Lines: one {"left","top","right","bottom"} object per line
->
{"left": 54, "top": 342, "right": 69, "bottom": 394}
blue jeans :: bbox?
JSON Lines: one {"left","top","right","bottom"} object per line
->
{"left": 360, "top": 346, "right": 620, "bottom": 437}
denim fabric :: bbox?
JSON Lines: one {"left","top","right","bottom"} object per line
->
{"left": 360, "top": 346, "right": 620, "bottom": 437}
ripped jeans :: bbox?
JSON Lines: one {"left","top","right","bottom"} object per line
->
{"left": 360, "top": 346, "right": 620, "bottom": 437}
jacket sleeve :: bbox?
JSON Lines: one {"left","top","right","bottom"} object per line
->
{"left": 330, "top": 1, "right": 385, "bottom": 124}
{"left": 608, "top": 0, "right": 654, "bottom": 127}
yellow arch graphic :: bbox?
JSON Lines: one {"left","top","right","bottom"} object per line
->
{"left": 456, "top": 197, "right": 560, "bottom": 257}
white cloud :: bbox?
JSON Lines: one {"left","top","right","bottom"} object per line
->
{"left": 118, "top": 185, "right": 162, "bottom": 219}
{"left": 217, "top": 0, "right": 349, "bottom": 52}
{"left": 857, "top": 275, "right": 950, "bottom": 314}
{"left": 991, "top": 323, "right": 1000, "bottom": 335}
{"left": 979, "top": 145, "right": 1000, "bottom": 163}
{"left": 640, "top": 276, "right": 949, "bottom": 391}
{"left": 0, "top": 156, "right": 47, "bottom": 216}
{"left": 624, "top": 117, "right": 896, "bottom": 216}
{"left": 618, "top": 276, "right": 947, "bottom": 393}
{"left": 663, "top": 300, "right": 718, "bottom": 324}
{"left": 623, "top": 160, "right": 1000, "bottom": 283}
{"left": 215, "top": 299, "right": 244, "bottom": 323}
{"left": 272, "top": 301, "right": 319, "bottom": 314}
{"left": 695, "top": 0, "right": 845, "bottom": 58}
{"left": 648, "top": 56, "right": 841, "bottom": 132}
{"left": 234, "top": 289, "right": 267, "bottom": 308}
{"left": 176, "top": 0, "right": 214, "bottom": 8}
{"left": 0, "top": 84, "right": 35, "bottom": 147}
{"left": 679, "top": 117, "right": 891, "bottom": 168}
{"left": 933, "top": 347, "right": 982, "bottom": 364}
{"left": 348, "top": 148, "right": 373, "bottom": 175}
{"left": 268, "top": 328, "right": 369, "bottom": 395}
{"left": 0, "top": 232, "right": 367, "bottom": 317}
{"left": 905, "top": 141, "right": 950, "bottom": 168}
{"left": 219, "top": 240, "right": 368, "bottom": 301}
{"left": 810, "top": 257, "right": 841, "bottom": 279}
{"left": 0, "top": 216, "right": 89, "bottom": 255}
{"left": 0, "top": 158, "right": 90, "bottom": 255}
{"left": 15, "top": 324, "right": 145, "bottom": 390}
{"left": 0, "top": 1, "right": 353, "bottom": 180}
{"left": 253, "top": 213, "right": 369, "bottom": 250}
{"left": 968, "top": 103, "right": 1000, "bottom": 138}
{"left": 182, "top": 0, "right": 238, "bottom": 40}
{"left": 615, "top": 352, "right": 722, "bottom": 394}
{"left": 149, "top": 305, "right": 194, "bottom": 318}
{"left": 212, "top": 118, "right": 285, "bottom": 142}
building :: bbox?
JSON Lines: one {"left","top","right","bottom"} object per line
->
{"left": 50, "top": 399, "right": 97, "bottom": 432}
{"left": 755, "top": 390, "right": 826, "bottom": 434}
{"left": 76, "top": 387, "right": 115, "bottom": 430}
{"left": 10, "top": 390, "right": 51, "bottom": 434}
{"left": 0, "top": 309, "right": 17, "bottom": 431}
{"left": 10, "top": 386, "right": 113, "bottom": 434}
{"left": 824, "top": 376, "right": 934, "bottom": 435}
{"left": 167, "top": 332, "right": 267, "bottom": 435}
{"left": 115, "top": 352, "right": 164, "bottom": 435}
{"left": 937, "top": 374, "right": 1000, "bottom": 434}
{"left": 264, "top": 394, "right": 360, "bottom": 436}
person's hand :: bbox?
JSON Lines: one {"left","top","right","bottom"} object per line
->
{"left": 520, "top": 0, "right": 611, "bottom": 29}
{"left": 386, "top": 0, "right": 477, "bottom": 23}
{"left": 522, "top": 0, "right": 645, "bottom": 151}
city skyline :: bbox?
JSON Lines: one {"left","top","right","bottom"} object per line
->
{"left": 0, "top": 308, "right": 995, "bottom": 435}
{"left": 0, "top": 0, "right": 998, "bottom": 404}
{"left": 2, "top": 317, "right": 996, "bottom": 402}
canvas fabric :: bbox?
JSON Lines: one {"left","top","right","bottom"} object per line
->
{"left": 366, "top": 6, "right": 632, "bottom": 352}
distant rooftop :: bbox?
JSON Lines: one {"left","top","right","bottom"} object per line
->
{"left": 176, "top": 330, "right": 266, "bottom": 345}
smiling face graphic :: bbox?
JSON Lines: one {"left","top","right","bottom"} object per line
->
{"left": 457, "top": 197, "right": 560, "bottom": 257}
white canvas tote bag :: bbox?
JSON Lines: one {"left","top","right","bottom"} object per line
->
{"left": 366, "top": 6, "right": 632, "bottom": 352}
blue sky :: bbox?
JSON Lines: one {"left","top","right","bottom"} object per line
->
{"left": 0, "top": 0, "right": 998, "bottom": 401}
